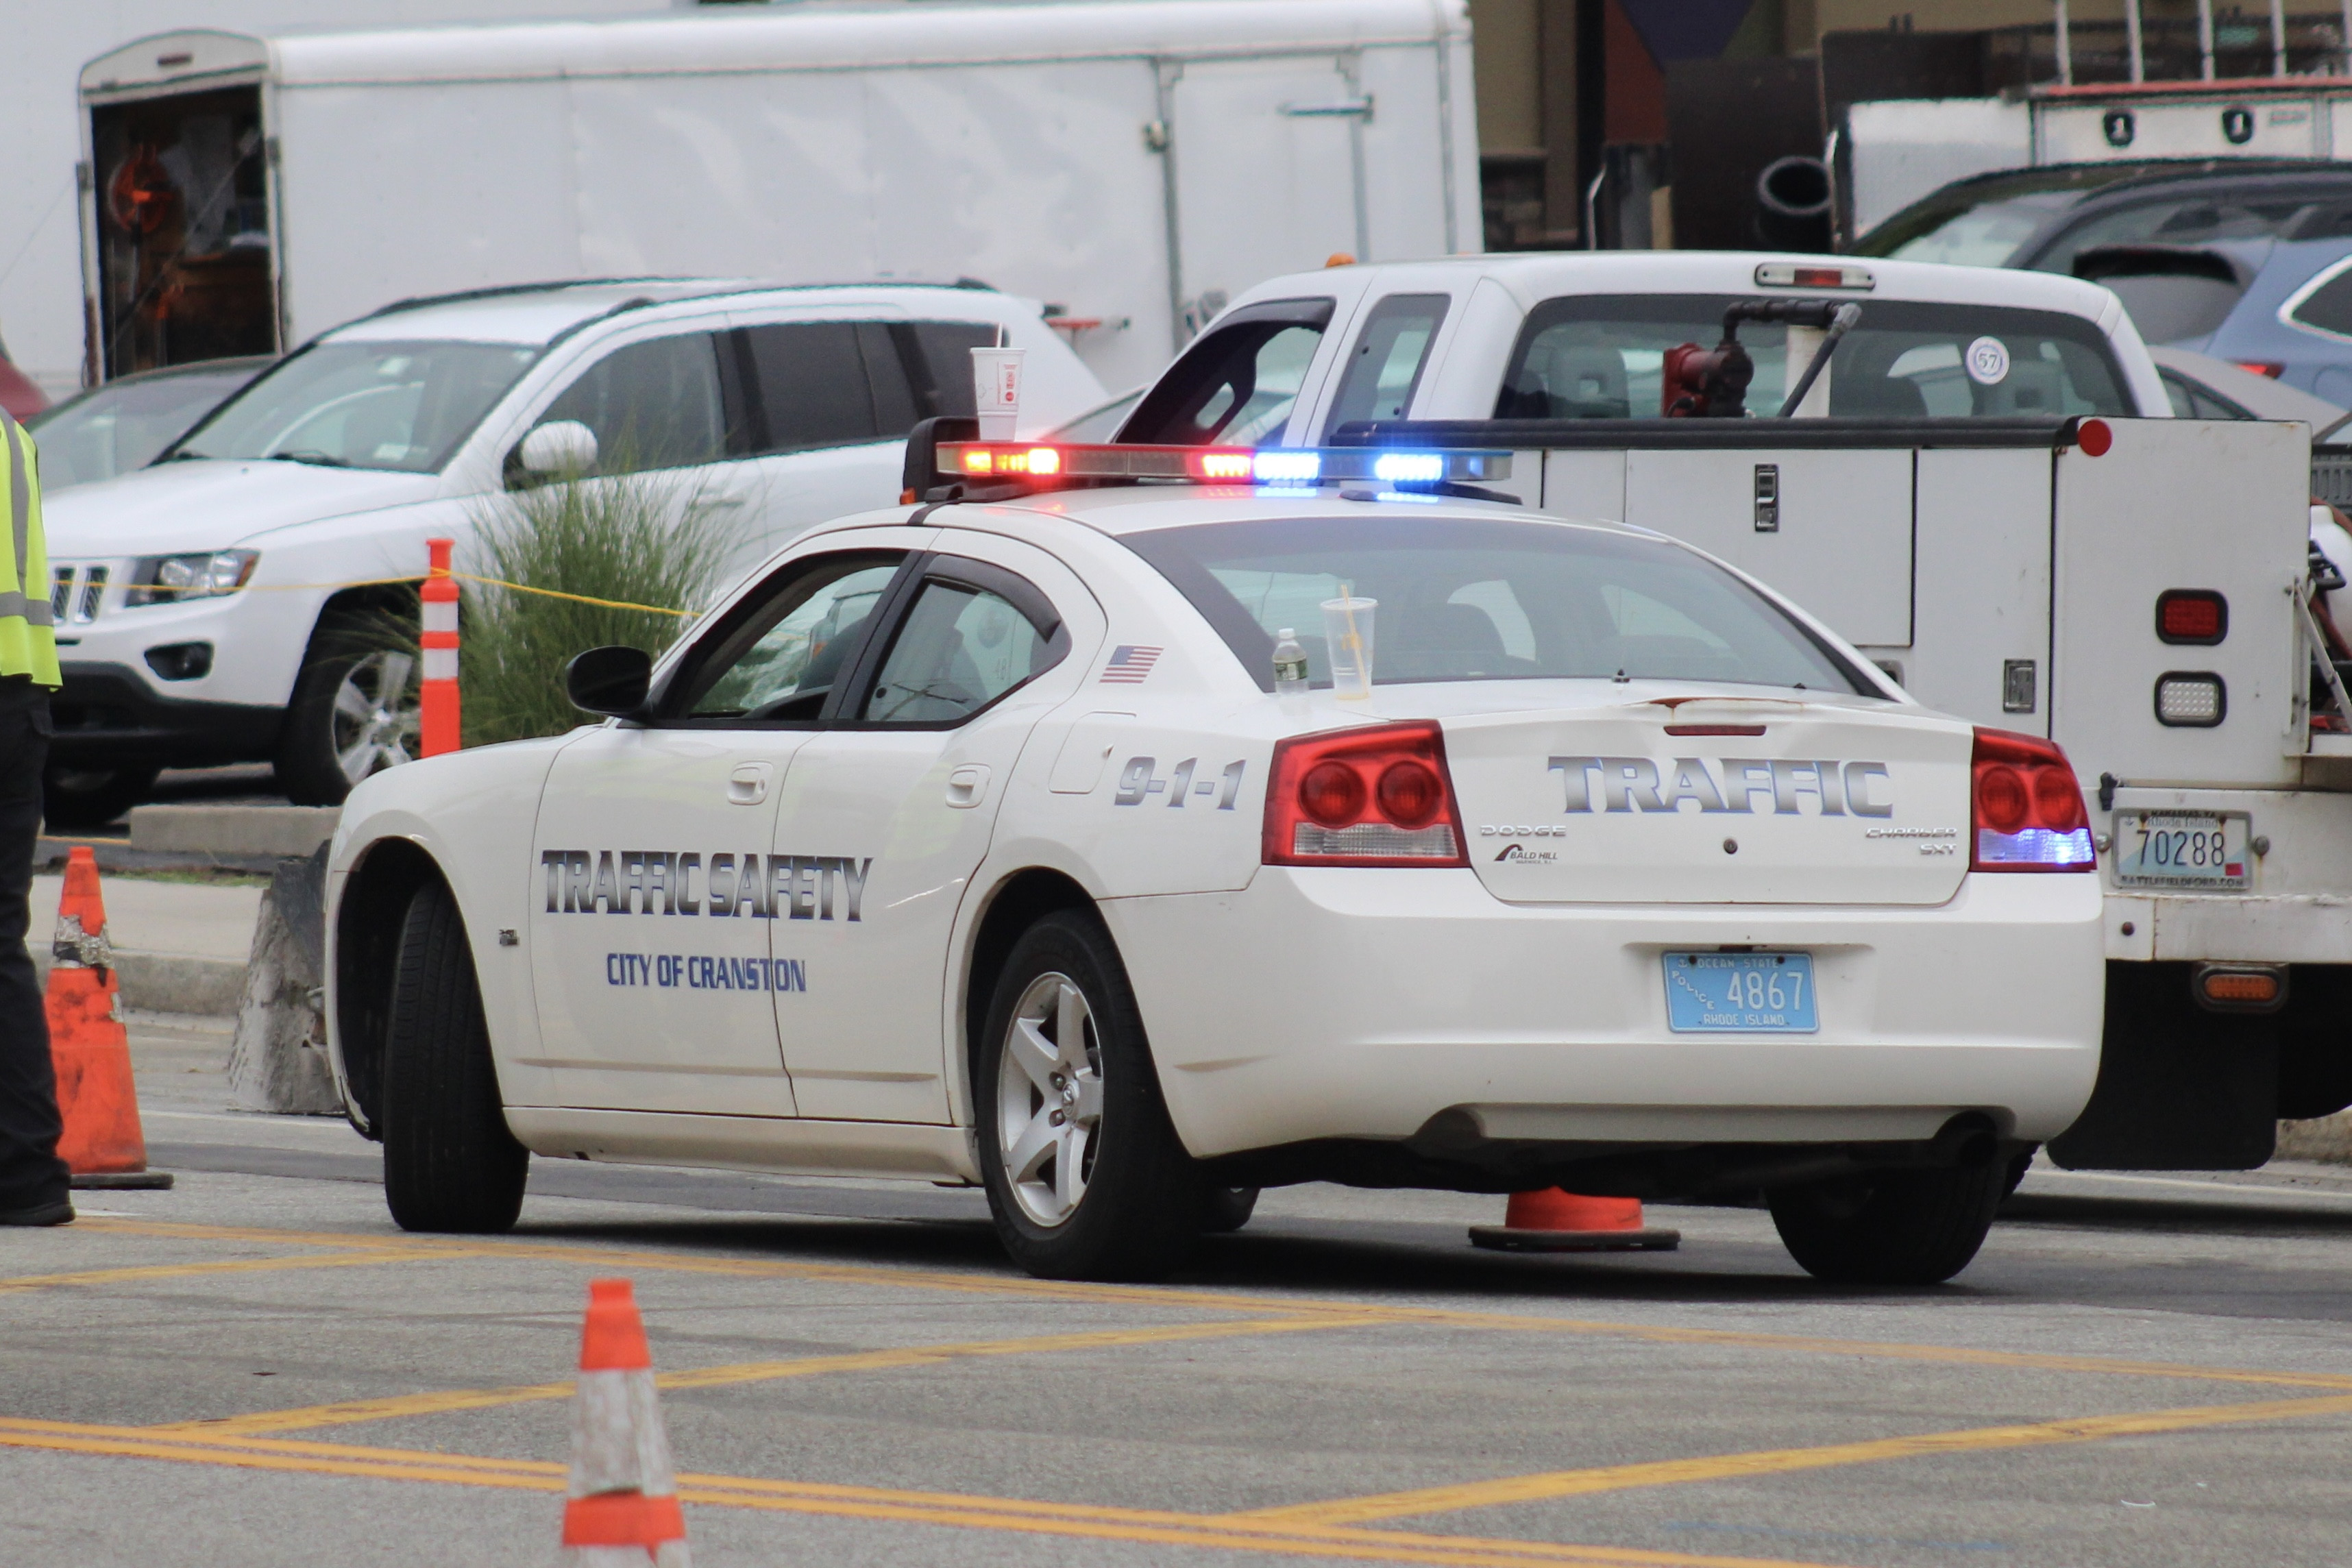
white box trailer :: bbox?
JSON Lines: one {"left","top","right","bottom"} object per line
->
{"left": 74, "top": 0, "right": 1480, "bottom": 394}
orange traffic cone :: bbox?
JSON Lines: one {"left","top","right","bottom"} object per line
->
{"left": 559, "top": 1279, "right": 691, "bottom": 1567}
{"left": 45, "top": 848, "right": 170, "bottom": 1191}
{"left": 1468, "top": 1188, "right": 1679, "bottom": 1253}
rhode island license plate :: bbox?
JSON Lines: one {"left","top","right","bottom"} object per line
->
{"left": 2111, "top": 811, "right": 2251, "bottom": 890}
{"left": 1663, "top": 952, "right": 1819, "bottom": 1034}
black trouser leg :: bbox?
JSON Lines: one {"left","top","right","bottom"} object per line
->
{"left": 0, "top": 678, "right": 67, "bottom": 1209}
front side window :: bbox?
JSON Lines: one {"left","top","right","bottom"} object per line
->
{"left": 1119, "top": 299, "right": 1334, "bottom": 445}
{"left": 539, "top": 332, "right": 732, "bottom": 475}
{"left": 1322, "top": 293, "right": 1450, "bottom": 439}
{"left": 859, "top": 578, "right": 1054, "bottom": 724}
{"left": 680, "top": 556, "right": 903, "bottom": 723}
{"left": 1124, "top": 514, "right": 1870, "bottom": 695}
{"left": 167, "top": 339, "right": 539, "bottom": 472}
{"left": 1496, "top": 296, "right": 2133, "bottom": 420}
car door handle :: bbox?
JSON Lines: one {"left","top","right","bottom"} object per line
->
{"left": 728, "top": 763, "right": 772, "bottom": 805}
{"left": 945, "top": 764, "right": 991, "bottom": 809}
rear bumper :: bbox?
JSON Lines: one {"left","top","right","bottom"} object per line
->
{"left": 50, "top": 661, "right": 282, "bottom": 770}
{"left": 1106, "top": 866, "right": 2105, "bottom": 1162}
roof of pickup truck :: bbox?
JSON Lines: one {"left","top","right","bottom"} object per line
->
{"left": 1299, "top": 251, "right": 2133, "bottom": 331}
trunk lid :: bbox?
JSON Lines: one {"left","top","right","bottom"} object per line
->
{"left": 1443, "top": 691, "right": 1975, "bottom": 905}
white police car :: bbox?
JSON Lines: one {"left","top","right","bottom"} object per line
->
{"left": 326, "top": 435, "right": 2105, "bottom": 1285}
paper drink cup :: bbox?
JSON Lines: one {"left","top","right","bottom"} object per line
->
{"left": 972, "top": 347, "right": 1025, "bottom": 439}
{"left": 1321, "top": 596, "right": 1377, "bottom": 698}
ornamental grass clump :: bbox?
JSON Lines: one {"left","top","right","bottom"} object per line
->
{"left": 458, "top": 471, "right": 737, "bottom": 748}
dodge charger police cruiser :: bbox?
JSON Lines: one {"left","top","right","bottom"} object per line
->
{"left": 38, "top": 279, "right": 1101, "bottom": 820}
{"left": 326, "top": 430, "right": 2104, "bottom": 1286}
{"left": 1122, "top": 250, "right": 2350, "bottom": 1175}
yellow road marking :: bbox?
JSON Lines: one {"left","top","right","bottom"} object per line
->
{"left": 75, "top": 1218, "right": 2352, "bottom": 1394}
{"left": 150, "top": 1315, "right": 1384, "bottom": 1436}
{"left": 0, "top": 1417, "right": 1842, "bottom": 1568}
{"left": 1240, "top": 1393, "right": 2352, "bottom": 1526}
{"left": 0, "top": 1250, "right": 456, "bottom": 1295}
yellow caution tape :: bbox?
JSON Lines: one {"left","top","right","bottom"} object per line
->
{"left": 134, "top": 572, "right": 696, "bottom": 618}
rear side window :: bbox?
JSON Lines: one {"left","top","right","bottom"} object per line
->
{"left": 1120, "top": 297, "right": 1334, "bottom": 445}
{"left": 1122, "top": 514, "right": 1870, "bottom": 695}
{"left": 1321, "top": 293, "right": 1449, "bottom": 439}
{"left": 1495, "top": 296, "right": 2132, "bottom": 419}
{"left": 2288, "top": 259, "right": 2352, "bottom": 341}
{"left": 905, "top": 321, "right": 1000, "bottom": 417}
{"left": 541, "top": 332, "right": 732, "bottom": 474}
{"left": 739, "top": 322, "right": 887, "bottom": 452}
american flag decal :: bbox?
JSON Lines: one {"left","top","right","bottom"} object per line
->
{"left": 1099, "top": 645, "right": 1163, "bottom": 683}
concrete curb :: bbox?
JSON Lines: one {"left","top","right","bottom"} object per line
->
{"left": 130, "top": 805, "right": 339, "bottom": 859}
{"left": 32, "top": 949, "right": 247, "bottom": 1018}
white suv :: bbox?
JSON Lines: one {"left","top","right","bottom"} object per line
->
{"left": 38, "top": 279, "right": 1103, "bottom": 816}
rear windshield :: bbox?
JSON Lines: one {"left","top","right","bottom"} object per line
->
{"left": 1121, "top": 514, "right": 1871, "bottom": 695}
{"left": 1496, "top": 296, "right": 2132, "bottom": 420}
{"left": 168, "top": 340, "right": 539, "bottom": 472}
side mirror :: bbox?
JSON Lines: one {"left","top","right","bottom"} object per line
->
{"left": 518, "top": 419, "right": 600, "bottom": 476}
{"left": 565, "top": 645, "right": 652, "bottom": 718}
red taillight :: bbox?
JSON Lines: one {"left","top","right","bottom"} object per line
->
{"left": 1970, "top": 728, "right": 2094, "bottom": 873}
{"left": 1263, "top": 722, "right": 1468, "bottom": 867}
{"left": 2235, "top": 361, "right": 2285, "bottom": 378}
{"left": 2156, "top": 589, "right": 2227, "bottom": 645}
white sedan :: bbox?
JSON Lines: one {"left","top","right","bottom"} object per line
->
{"left": 326, "top": 439, "right": 2105, "bottom": 1285}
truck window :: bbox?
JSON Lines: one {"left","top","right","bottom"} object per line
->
{"left": 166, "top": 340, "right": 539, "bottom": 473}
{"left": 1495, "top": 296, "right": 2133, "bottom": 420}
{"left": 1119, "top": 297, "right": 1335, "bottom": 445}
{"left": 540, "top": 332, "right": 731, "bottom": 474}
{"left": 1123, "top": 514, "right": 1870, "bottom": 695}
{"left": 1321, "top": 294, "right": 1449, "bottom": 439}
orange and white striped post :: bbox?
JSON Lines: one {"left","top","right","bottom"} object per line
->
{"left": 420, "top": 537, "right": 460, "bottom": 757}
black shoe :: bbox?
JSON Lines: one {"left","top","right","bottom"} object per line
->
{"left": 0, "top": 1198, "right": 75, "bottom": 1226}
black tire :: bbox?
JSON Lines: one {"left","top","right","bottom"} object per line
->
{"left": 1999, "top": 1149, "right": 2035, "bottom": 1200}
{"left": 974, "top": 911, "right": 1205, "bottom": 1280}
{"left": 381, "top": 879, "right": 527, "bottom": 1233}
{"left": 39, "top": 765, "right": 160, "bottom": 830}
{"left": 275, "top": 612, "right": 421, "bottom": 807}
{"left": 1767, "top": 1162, "right": 2006, "bottom": 1286}
{"left": 1201, "top": 1186, "right": 1261, "bottom": 1234}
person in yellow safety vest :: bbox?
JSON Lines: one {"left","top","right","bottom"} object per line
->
{"left": 0, "top": 407, "right": 71, "bottom": 1226}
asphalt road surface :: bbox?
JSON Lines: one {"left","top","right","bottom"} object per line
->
{"left": 5, "top": 1013, "right": 2350, "bottom": 1568}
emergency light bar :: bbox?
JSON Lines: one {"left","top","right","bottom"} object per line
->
{"left": 935, "top": 441, "right": 1511, "bottom": 488}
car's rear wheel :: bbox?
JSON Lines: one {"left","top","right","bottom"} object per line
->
{"left": 381, "top": 879, "right": 526, "bottom": 1233}
{"left": 1767, "top": 1162, "right": 2005, "bottom": 1286}
{"left": 975, "top": 911, "right": 1203, "bottom": 1280}
{"left": 277, "top": 613, "right": 420, "bottom": 806}
{"left": 39, "top": 765, "right": 160, "bottom": 830}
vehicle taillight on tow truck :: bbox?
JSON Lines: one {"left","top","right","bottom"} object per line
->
{"left": 1970, "top": 728, "right": 2095, "bottom": 872}
{"left": 1263, "top": 722, "right": 1469, "bottom": 868}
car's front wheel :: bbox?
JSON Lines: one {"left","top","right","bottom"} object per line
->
{"left": 39, "top": 765, "right": 160, "bottom": 830}
{"left": 277, "top": 613, "right": 420, "bottom": 806}
{"left": 1767, "top": 1162, "right": 2006, "bottom": 1286}
{"left": 975, "top": 911, "right": 1203, "bottom": 1280}
{"left": 381, "top": 878, "right": 527, "bottom": 1233}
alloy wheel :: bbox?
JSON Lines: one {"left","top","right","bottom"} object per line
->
{"left": 331, "top": 650, "right": 421, "bottom": 787}
{"left": 996, "top": 970, "right": 1104, "bottom": 1227}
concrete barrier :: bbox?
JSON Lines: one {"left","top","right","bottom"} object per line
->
{"left": 130, "top": 805, "right": 339, "bottom": 859}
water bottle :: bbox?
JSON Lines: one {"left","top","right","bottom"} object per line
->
{"left": 1273, "top": 628, "right": 1309, "bottom": 697}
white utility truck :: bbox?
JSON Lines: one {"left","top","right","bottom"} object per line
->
{"left": 73, "top": 0, "right": 1479, "bottom": 395}
{"left": 1110, "top": 250, "right": 2346, "bottom": 1171}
